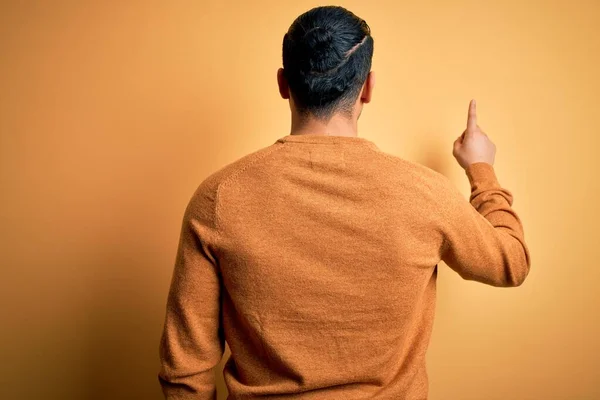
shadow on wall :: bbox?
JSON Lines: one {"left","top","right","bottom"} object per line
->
{"left": 216, "top": 346, "right": 231, "bottom": 399}
{"left": 414, "top": 133, "right": 453, "bottom": 178}
{"left": 81, "top": 237, "right": 166, "bottom": 400}
{"left": 65, "top": 185, "right": 178, "bottom": 400}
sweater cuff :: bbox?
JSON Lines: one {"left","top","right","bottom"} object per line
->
{"left": 465, "top": 162, "right": 500, "bottom": 191}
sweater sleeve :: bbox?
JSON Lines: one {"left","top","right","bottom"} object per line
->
{"left": 439, "top": 162, "right": 531, "bottom": 287}
{"left": 158, "top": 184, "right": 225, "bottom": 399}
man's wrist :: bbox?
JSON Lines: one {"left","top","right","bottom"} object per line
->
{"left": 465, "top": 162, "right": 500, "bottom": 191}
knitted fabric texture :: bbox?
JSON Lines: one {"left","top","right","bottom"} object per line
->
{"left": 158, "top": 133, "right": 531, "bottom": 399}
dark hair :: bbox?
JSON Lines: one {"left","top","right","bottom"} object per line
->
{"left": 282, "top": 6, "right": 374, "bottom": 120}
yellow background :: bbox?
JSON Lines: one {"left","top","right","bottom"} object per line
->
{"left": 1, "top": 1, "right": 598, "bottom": 399}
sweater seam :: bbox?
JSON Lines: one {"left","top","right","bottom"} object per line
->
{"left": 214, "top": 143, "right": 286, "bottom": 232}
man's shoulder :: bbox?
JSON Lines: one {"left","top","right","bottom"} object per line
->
{"left": 188, "top": 143, "right": 282, "bottom": 210}
{"left": 374, "top": 150, "right": 452, "bottom": 189}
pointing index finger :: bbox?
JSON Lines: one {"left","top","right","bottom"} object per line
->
{"left": 467, "top": 99, "right": 477, "bottom": 131}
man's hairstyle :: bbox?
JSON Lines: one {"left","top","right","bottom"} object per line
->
{"left": 282, "top": 6, "right": 374, "bottom": 121}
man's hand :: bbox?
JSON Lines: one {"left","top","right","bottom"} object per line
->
{"left": 453, "top": 99, "right": 496, "bottom": 169}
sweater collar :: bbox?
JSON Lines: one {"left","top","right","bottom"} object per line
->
{"left": 275, "top": 134, "right": 379, "bottom": 150}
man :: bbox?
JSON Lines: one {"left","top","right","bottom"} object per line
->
{"left": 158, "top": 5, "right": 531, "bottom": 400}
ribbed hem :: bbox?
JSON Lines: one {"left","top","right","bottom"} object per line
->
{"left": 465, "top": 162, "right": 500, "bottom": 191}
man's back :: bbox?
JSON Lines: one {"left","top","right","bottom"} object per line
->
{"left": 158, "top": 133, "right": 531, "bottom": 399}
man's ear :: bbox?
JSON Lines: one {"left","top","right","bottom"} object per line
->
{"left": 360, "top": 70, "right": 375, "bottom": 104}
{"left": 277, "top": 68, "right": 290, "bottom": 99}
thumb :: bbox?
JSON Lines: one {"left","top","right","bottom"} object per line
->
{"left": 453, "top": 135, "right": 462, "bottom": 153}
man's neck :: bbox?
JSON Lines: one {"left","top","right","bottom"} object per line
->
{"left": 290, "top": 112, "right": 358, "bottom": 138}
